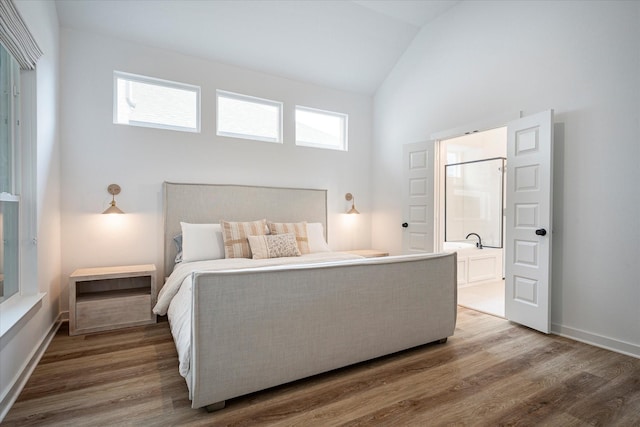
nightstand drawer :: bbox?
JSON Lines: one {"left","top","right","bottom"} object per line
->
{"left": 76, "top": 293, "right": 152, "bottom": 331}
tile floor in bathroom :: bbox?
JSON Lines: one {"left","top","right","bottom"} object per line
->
{"left": 457, "top": 279, "right": 505, "bottom": 317}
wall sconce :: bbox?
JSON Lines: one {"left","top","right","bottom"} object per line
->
{"left": 102, "top": 184, "right": 124, "bottom": 214}
{"left": 345, "top": 193, "right": 360, "bottom": 214}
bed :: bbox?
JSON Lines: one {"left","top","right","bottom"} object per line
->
{"left": 155, "top": 182, "right": 457, "bottom": 411}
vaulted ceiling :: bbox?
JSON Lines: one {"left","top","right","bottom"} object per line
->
{"left": 55, "top": 0, "right": 460, "bottom": 95}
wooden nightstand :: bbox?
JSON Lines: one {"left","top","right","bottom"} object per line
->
{"left": 69, "top": 264, "right": 157, "bottom": 336}
{"left": 344, "top": 249, "right": 389, "bottom": 258}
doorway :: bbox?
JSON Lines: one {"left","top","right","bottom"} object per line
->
{"left": 436, "top": 127, "right": 507, "bottom": 317}
{"left": 402, "top": 110, "right": 553, "bottom": 331}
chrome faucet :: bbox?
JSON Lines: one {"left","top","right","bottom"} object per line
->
{"left": 466, "top": 233, "right": 483, "bottom": 249}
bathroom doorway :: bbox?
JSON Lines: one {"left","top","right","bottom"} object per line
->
{"left": 436, "top": 127, "right": 507, "bottom": 317}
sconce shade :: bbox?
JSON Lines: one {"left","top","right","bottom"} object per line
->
{"left": 103, "top": 201, "right": 124, "bottom": 215}
{"left": 345, "top": 193, "right": 360, "bottom": 214}
{"left": 103, "top": 184, "right": 124, "bottom": 214}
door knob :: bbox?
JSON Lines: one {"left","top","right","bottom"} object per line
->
{"left": 402, "top": 222, "right": 409, "bottom": 228}
{"left": 535, "top": 228, "right": 547, "bottom": 236}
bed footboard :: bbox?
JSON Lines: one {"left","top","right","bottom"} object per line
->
{"left": 190, "top": 252, "right": 457, "bottom": 409}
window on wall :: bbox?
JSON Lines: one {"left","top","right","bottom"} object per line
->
{"left": 0, "top": 44, "right": 21, "bottom": 303}
{"left": 295, "top": 106, "right": 348, "bottom": 151}
{"left": 114, "top": 71, "right": 200, "bottom": 133}
{"left": 216, "top": 90, "right": 283, "bottom": 143}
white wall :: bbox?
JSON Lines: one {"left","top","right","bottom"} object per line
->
{"left": 0, "top": 0, "right": 61, "bottom": 417}
{"left": 59, "top": 29, "right": 372, "bottom": 311}
{"left": 373, "top": 1, "right": 640, "bottom": 354}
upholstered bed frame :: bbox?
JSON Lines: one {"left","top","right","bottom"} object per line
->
{"left": 163, "top": 182, "right": 328, "bottom": 277}
{"left": 162, "top": 182, "right": 457, "bottom": 411}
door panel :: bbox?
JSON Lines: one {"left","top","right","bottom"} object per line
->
{"left": 505, "top": 110, "right": 553, "bottom": 333}
{"left": 402, "top": 141, "right": 434, "bottom": 254}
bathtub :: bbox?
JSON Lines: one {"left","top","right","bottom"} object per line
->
{"left": 443, "top": 242, "right": 503, "bottom": 286}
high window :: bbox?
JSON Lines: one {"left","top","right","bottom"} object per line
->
{"left": 216, "top": 90, "right": 283, "bottom": 143}
{"left": 295, "top": 106, "right": 348, "bottom": 151}
{"left": 114, "top": 71, "right": 200, "bottom": 133}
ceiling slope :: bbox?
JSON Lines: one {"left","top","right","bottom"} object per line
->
{"left": 55, "top": 0, "right": 460, "bottom": 94}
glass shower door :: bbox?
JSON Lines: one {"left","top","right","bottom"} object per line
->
{"left": 445, "top": 157, "right": 505, "bottom": 248}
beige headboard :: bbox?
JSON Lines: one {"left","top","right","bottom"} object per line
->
{"left": 163, "top": 182, "right": 328, "bottom": 277}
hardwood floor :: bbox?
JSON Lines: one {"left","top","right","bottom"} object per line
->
{"left": 4, "top": 307, "right": 640, "bottom": 426}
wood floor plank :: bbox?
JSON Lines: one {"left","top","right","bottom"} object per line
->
{"left": 17, "top": 342, "right": 179, "bottom": 401}
{"left": 4, "top": 307, "right": 640, "bottom": 426}
{"left": 214, "top": 327, "right": 543, "bottom": 426}
{"left": 333, "top": 341, "right": 573, "bottom": 426}
{"left": 263, "top": 335, "right": 542, "bottom": 426}
{"left": 565, "top": 366, "right": 640, "bottom": 425}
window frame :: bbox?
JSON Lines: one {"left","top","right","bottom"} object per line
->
{"left": 0, "top": 47, "right": 22, "bottom": 305}
{"left": 0, "top": 8, "right": 46, "bottom": 336}
{"left": 295, "top": 105, "right": 348, "bottom": 151}
{"left": 113, "top": 71, "right": 201, "bottom": 133}
{"left": 216, "top": 89, "right": 283, "bottom": 143}
{"left": 0, "top": 62, "right": 45, "bottom": 337}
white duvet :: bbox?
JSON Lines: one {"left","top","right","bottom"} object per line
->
{"left": 154, "top": 252, "right": 363, "bottom": 378}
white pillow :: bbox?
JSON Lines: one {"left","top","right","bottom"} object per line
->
{"left": 180, "top": 222, "right": 225, "bottom": 263}
{"left": 307, "top": 222, "right": 331, "bottom": 253}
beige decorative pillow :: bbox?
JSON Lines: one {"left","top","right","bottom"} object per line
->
{"left": 267, "top": 221, "right": 310, "bottom": 254}
{"left": 220, "top": 219, "right": 268, "bottom": 258}
{"left": 247, "top": 233, "right": 301, "bottom": 260}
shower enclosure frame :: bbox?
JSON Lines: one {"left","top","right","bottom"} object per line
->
{"left": 444, "top": 157, "right": 506, "bottom": 249}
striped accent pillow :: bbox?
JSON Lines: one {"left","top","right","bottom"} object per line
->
{"left": 220, "top": 219, "right": 268, "bottom": 258}
{"left": 267, "top": 221, "right": 310, "bottom": 254}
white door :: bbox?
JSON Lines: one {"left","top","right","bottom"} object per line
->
{"left": 505, "top": 110, "right": 554, "bottom": 333}
{"left": 402, "top": 141, "right": 435, "bottom": 254}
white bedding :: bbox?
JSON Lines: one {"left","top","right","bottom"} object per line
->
{"left": 155, "top": 252, "right": 363, "bottom": 378}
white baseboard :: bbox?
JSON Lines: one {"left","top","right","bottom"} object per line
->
{"left": 0, "top": 313, "right": 62, "bottom": 422}
{"left": 552, "top": 323, "right": 640, "bottom": 359}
